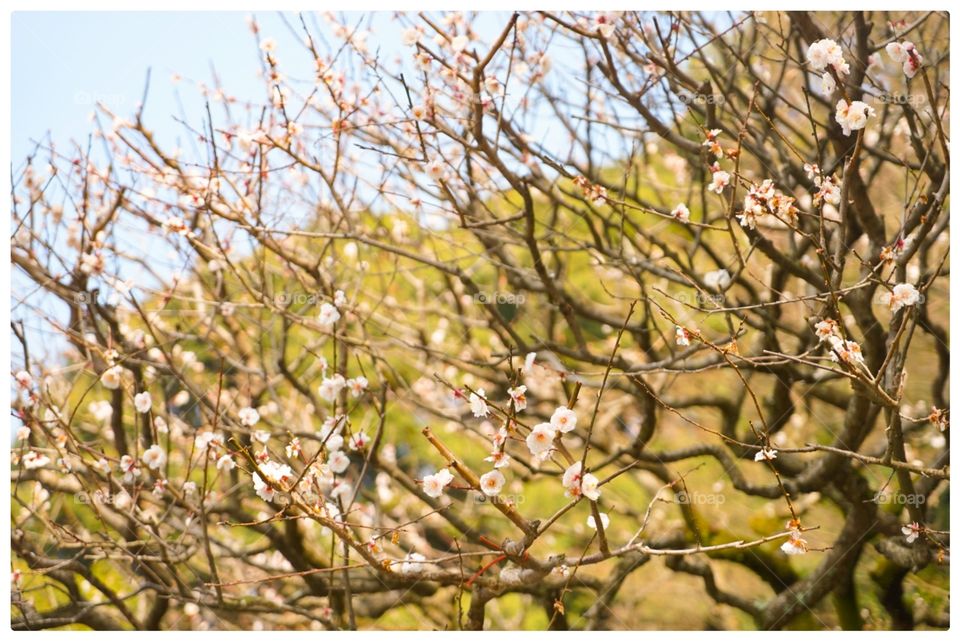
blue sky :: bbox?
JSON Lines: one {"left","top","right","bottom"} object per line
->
{"left": 11, "top": 11, "right": 529, "bottom": 164}
{"left": 11, "top": 12, "right": 442, "bottom": 164}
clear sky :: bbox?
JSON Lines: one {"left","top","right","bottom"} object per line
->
{"left": 11, "top": 11, "right": 422, "bottom": 164}
{"left": 11, "top": 11, "right": 528, "bottom": 165}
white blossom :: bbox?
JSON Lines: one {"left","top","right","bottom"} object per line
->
{"left": 671, "top": 203, "right": 690, "bottom": 223}
{"left": 807, "top": 39, "right": 848, "bottom": 76}
{"left": 901, "top": 522, "right": 922, "bottom": 544}
{"left": 754, "top": 447, "right": 778, "bottom": 462}
{"left": 587, "top": 512, "right": 610, "bottom": 530}
{"left": 318, "top": 374, "right": 346, "bottom": 402}
{"left": 468, "top": 389, "right": 489, "bottom": 417}
{"left": 134, "top": 391, "right": 152, "bottom": 414}
{"left": 562, "top": 461, "right": 601, "bottom": 501}
{"left": 550, "top": 407, "right": 577, "bottom": 433}
{"left": 328, "top": 450, "right": 351, "bottom": 474}
{"left": 238, "top": 406, "right": 260, "bottom": 427}
{"left": 704, "top": 269, "right": 732, "bottom": 291}
{"left": 101, "top": 365, "right": 124, "bottom": 390}
{"left": 508, "top": 385, "right": 528, "bottom": 411}
{"left": 422, "top": 468, "right": 455, "bottom": 498}
{"left": 888, "top": 283, "right": 920, "bottom": 312}
{"left": 479, "top": 470, "right": 505, "bottom": 496}
{"left": 21, "top": 451, "right": 50, "bottom": 470}
{"left": 526, "top": 423, "right": 557, "bottom": 456}
{"left": 141, "top": 444, "right": 166, "bottom": 470}
{"left": 318, "top": 303, "right": 341, "bottom": 328}
{"left": 835, "top": 99, "right": 873, "bottom": 136}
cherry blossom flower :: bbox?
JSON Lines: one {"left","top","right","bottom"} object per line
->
{"left": 701, "top": 128, "right": 723, "bottom": 156}
{"left": 831, "top": 340, "right": 865, "bottom": 366}
{"left": 318, "top": 302, "right": 341, "bottom": 328}
{"left": 469, "top": 388, "right": 489, "bottom": 417}
{"left": 330, "top": 480, "right": 352, "bottom": 501}
{"left": 573, "top": 175, "right": 608, "bottom": 203}
{"left": 562, "top": 461, "right": 601, "bottom": 500}
{"left": 253, "top": 430, "right": 271, "bottom": 445}
{"left": 422, "top": 467, "right": 455, "bottom": 498}
{"left": 523, "top": 352, "right": 537, "bottom": 374}
{"left": 888, "top": 283, "right": 920, "bottom": 312}
{"left": 285, "top": 437, "right": 301, "bottom": 458}
{"left": 902, "top": 521, "right": 923, "bottom": 544}
{"left": 349, "top": 431, "right": 369, "bottom": 450}
{"left": 550, "top": 406, "right": 578, "bottom": 433}
{"left": 401, "top": 27, "right": 421, "bottom": 46}
{"left": 526, "top": 423, "right": 557, "bottom": 456}
{"left": 89, "top": 400, "right": 115, "bottom": 423}
{"left": 675, "top": 325, "right": 692, "bottom": 347}
{"left": 101, "top": 365, "right": 124, "bottom": 390}
{"left": 79, "top": 251, "right": 105, "bottom": 275}
{"left": 252, "top": 460, "right": 294, "bottom": 502}
{"left": 835, "top": 99, "right": 873, "bottom": 136}
{"left": 347, "top": 376, "right": 368, "bottom": 397}
{"left": 781, "top": 532, "right": 808, "bottom": 555}
{"left": 318, "top": 374, "right": 346, "bottom": 402}
{"left": 929, "top": 407, "right": 949, "bottom": 432}
{"left": 21, "top": 451, "right": 50, "bottom": 470}
{"left": 739, "top": 179, "right": 797, "bottom": 228}
{"left": 396, "top": 552, "right": 426, "bottom": 575}
{"left": 119, "top": 455, "right": 140, "bottom": 483}
{"left": 14, "top": 370, "right": 32, "bottom": 389}
{"left": 508, "top": 385, "right": 528, "bottom": 411}
{"left": 479, "top": 469, "right": 505, "bottom": 496}
{"left": 216, "top": 454, "right": 235, "bottom": 471}
{"left": 587, "top": 512, "right": 610, "bottom": 530}
{"left": 671, "top": 203, "right": 690, "bottom": 223}
{"left": 886, "top": 41, "right": 923, "bottom": 78}
{"left": 707, "top": 167, "right": 730, "bottom": 194}
{"left": 879, "top": 238, "right": 906, "bottom": 265}
{"left": 141, "top": 444, "right": 166, "bottom": 470}
{"left": 134, "top": 391, "right": 152, "bottom": 414}
{"left": 238, "top": 406, "right": 260, "bottom": 427}
{"left": 593, "top": 13, "right": 618, "bottom": 39}
{"left": 195, "top": 430, "right": 224, "bottom": 453}
{"left": 814, "top": 318, "right": 840, "bottom": 342}
{"left": 703, "top": 269, "right": 731, "bottom": 291}
{"left": 328, "top": 450, "right": 351, "bottom": 474}
{"left": 813, "top": 175, "right": 841, "bottom": 206}
{"left": 754, "top": 447, "right": 778, "bottom": 462}
{"left": 818, "top": 72, "right": 836, "bottom": 95}
{"left": 806, "top": 38, "right": 849, "bottom": 76}
{"left": 162, "top": 216, "right": 189, "bottom": 235}
{"left": 449, "top": 34, "right": 469, "bottom": 53}
{"left": 485, "top": 449, "right": 512, "bottom": 469}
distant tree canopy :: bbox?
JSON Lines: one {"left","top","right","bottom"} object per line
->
{"left": 11, "top": 10, "right": 949, "bottom": 631}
